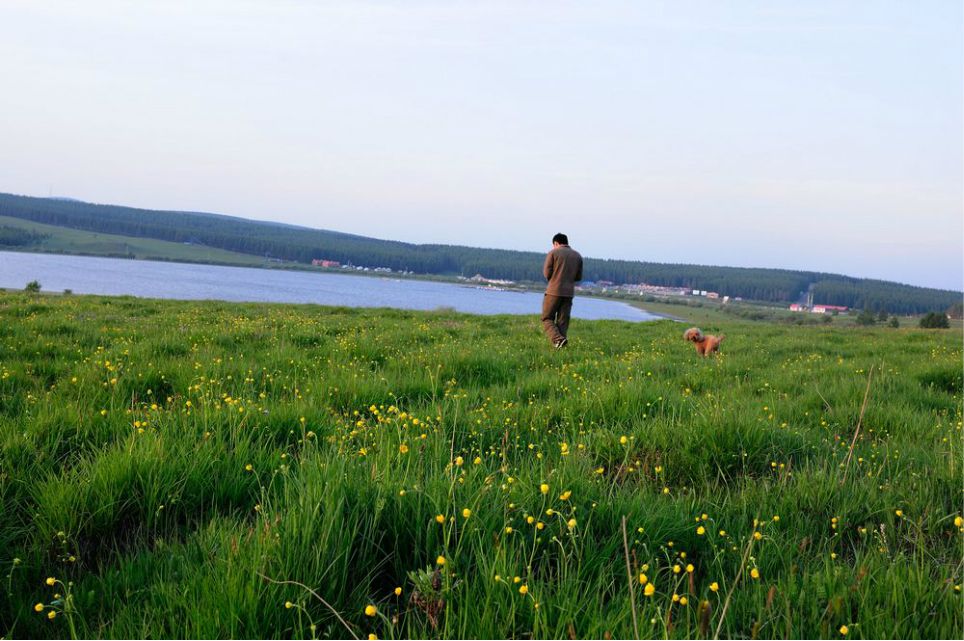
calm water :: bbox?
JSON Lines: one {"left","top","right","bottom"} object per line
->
{"left": 0, "top": 251, "right": 662, "bottom": 322}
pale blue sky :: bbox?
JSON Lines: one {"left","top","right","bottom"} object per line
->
{"left": 1, "top": 1, "right": 961, "bottom": 290}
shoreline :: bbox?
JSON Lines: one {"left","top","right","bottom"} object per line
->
{"left": 0, "top": 250, "right": 665, "bottom": 322}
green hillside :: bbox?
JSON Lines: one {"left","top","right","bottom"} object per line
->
{"left": 0, "top": 292, "right": 961, "bottom": 638}
{"left": 0, "top": 215, "right": 277, "bottom": 267}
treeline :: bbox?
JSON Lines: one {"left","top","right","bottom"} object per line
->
{"left": 811, "top": 279, "right": 960, "bottom": 316}
{"left": 0, "top": 225, "right": 47, "bottom": 247}
{"left": 1, "top": 192, "right": 959, "bottom": 314}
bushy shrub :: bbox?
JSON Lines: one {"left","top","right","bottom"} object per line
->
{"left": 919, "top": 312, "right": 950, "bottom": 329}
{"left": 855, "top": 308, "right": 876, "bottom": 325}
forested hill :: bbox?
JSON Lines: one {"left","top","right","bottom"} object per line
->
{"left": 1, "top": 192, "right": 959, "bottom": 314}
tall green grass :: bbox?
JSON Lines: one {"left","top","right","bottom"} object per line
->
{"left": 0, "top": 292, "right": 961, "bottom": 638}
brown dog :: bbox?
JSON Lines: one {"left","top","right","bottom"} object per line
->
{"left": 683, "top": 327, "right": 725, "bottom": 357}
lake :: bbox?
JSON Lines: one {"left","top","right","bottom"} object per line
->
{"left": 0, "top": 251, "right": 663, "bottom": 322}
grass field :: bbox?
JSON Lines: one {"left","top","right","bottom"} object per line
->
{"left": 0, "top": 292, "right": 961, "bottom": 639}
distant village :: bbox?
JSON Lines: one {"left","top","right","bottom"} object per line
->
{"left": 311, "top": 258, "right": 414, "bottom": 276}
{"left": 310, "top": 259, "right": 849, "bottom": 313}
{"left": 788, "top": 303, "right": 849, "bottom": 314}
{"left": 789, "top": 289, "right": 850, "bottom": 314}
{"left": 577, "top": 280, "right": 740, "bottom": 303}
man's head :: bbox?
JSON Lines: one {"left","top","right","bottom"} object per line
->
{"left": 552, "top": 233, "right": 569, "bottom": 247}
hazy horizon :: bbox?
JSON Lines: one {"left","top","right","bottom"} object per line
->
{"left": 1, "top": 1, "right": 961, "bottom": 290}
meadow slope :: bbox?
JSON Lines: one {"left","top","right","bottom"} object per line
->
{"left": 0, "top": 293, "right": 961, "bottom": 639}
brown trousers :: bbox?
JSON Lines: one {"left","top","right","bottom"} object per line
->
{"left": 542, "top": 295, "right": 573, "bottom": 344}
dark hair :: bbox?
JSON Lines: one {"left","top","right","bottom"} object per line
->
{"left": 552, "top": 233, "right": 569, "bottom": 245}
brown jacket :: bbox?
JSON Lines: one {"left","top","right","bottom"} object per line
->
{"left": 543, "top": 245, "right": 583, "bottom": 297}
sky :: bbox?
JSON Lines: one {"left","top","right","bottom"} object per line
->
{"left": 1, "top": 1, "right": 961, "bottom": 291}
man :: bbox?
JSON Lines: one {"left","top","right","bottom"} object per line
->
{"left": 542, "top": 232, "right": 583, "bottom": 348}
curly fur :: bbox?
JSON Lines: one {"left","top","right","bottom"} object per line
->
{"left": 683, "top": 327, "right": 724, "bottom": 357}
